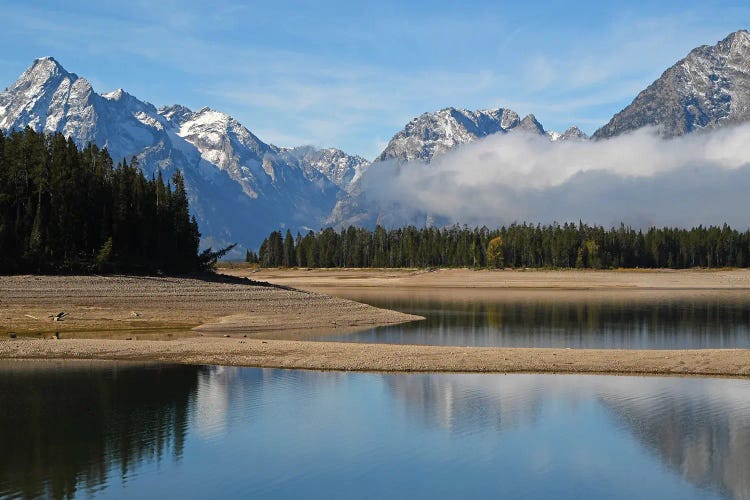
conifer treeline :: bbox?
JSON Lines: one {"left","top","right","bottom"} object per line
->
{"left": 255, "top": 223, "right": 750, "bottom": 269}
{"left": 0, "top": 127, "right": 202, "bottom": 273}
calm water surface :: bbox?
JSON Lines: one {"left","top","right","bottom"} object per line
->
{"left": 1, "top": 362, "right": 749, "bottom": 499}
{"left": 321, "top": 294, "right": 750, "bottom": 349}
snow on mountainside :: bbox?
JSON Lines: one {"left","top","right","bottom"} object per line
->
{"left": 374, "top": 107, "right": 585, "bottom": 164}
{"left": 278, "top": 146, "right": 370, "bottom": 192}
{"left": 594, "top": 30, "right": 750, "bottom": 139}
{"left": 0, "top": 57, "right": 365, "bottom": 251}
{"left": 375, "top": 107, "right": 522, "bottom": 163}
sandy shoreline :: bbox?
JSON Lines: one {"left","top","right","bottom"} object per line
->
{"left": 1, "top": 270, "right": 750, "bottom": 377}
{"left": 222, "top": 267, "right": 750, "bottom": 292}
{"left": 1, "top": 337, "right": 748, "bottom": 378}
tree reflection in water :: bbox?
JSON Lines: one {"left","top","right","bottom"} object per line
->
{"left": 325, "top": 294, "right": 750, "bottom": 349}
{"left": 0, "top": 362, "right": 203, "bottom": 499}
{"left": 0, "top": 363, "right": 748, "bottom": 499}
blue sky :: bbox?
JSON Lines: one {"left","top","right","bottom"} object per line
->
{"left": 1, "top": 1, "right": 748, "bottom": 159}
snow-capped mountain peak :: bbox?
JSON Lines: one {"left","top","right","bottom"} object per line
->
{"left": 375, "top": 106, "right": 526, "bottom": 163}
{"left": 375, "top": 107, "right": 583, "bottom": 164}
{"left": 548, "top": 126, "right": 589, "bottom": 141}
{"left": 0, "top": 56, "right": 80, "bottom": 131}
{"left": 13, "top": 56, "right": 72, "bottom": 92}
{"left": 0, "top": 57, "right": 367, "bottom": 252}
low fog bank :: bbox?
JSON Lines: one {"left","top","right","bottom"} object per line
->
{"left": 354, "top": 124, "right": 750, "bottom": 229}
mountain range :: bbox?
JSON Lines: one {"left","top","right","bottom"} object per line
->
{"left": 1, "top": 30, "right": 749, "bottom": 251}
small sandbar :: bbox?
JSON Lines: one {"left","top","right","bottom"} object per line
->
{"left": 1, "top": 337, "right": 749, "bottom": 378}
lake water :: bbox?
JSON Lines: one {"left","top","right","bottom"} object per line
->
{"left": 1, "top": 362, "right": 748, "bottom": 499}
{"left": 320, "top": 293, "right": 750, "bottom": 349}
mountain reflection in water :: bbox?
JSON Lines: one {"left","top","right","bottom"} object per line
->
{"left": 0, "top": 363, "right": 748, "bottom": 499}
{"left": 383, "top": 373, "right": 750, "bottom": 499}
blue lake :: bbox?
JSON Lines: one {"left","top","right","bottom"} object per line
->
{"left": 1, "top": 362, "right": 748, "bottom": 499}
{"left": 320, "top": 293, "right": 750, "bottom": 349}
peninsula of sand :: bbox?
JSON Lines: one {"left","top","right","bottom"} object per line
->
{"left": 1, "top": 269, "right": 750, "bottom": 377}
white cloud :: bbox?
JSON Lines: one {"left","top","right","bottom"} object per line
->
{"left": 356, "top": 125, "right": 750, "bottom": 229}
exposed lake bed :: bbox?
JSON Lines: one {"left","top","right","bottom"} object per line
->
{"left": 2, "top": 270, "right": 750, "bottom": 377}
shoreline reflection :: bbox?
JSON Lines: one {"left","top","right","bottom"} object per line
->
{"left": 323, "top": 294, "right": 750, "bottom": 349}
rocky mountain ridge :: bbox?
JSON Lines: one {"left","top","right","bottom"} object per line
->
{"left": 594, "top": 29, "right": 750, "bottom": 139}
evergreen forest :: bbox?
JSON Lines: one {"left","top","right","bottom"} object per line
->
{"left": 0, "top": 128, "right": 204, "bottom": 274}
{"left": 254, "top": 223, "right": 750, "bottom": 269}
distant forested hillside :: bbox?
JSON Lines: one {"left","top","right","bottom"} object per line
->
{"left": 255, "top": 223, "right": 750, "bottom": 269}
{"left": 0, "top": 127, "right": 202, "bottom": 273}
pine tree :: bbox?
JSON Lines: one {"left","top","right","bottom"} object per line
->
{"left": 0, "top": 129, "right": 205, "bottom": 274}
{"left": 283, "top": 229, "right": 295, "bottom": 267}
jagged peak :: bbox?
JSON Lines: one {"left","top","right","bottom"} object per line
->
{"left": 547, "top": 126, "right": 588, "bottom": 141}
{"left": 563, "top": 125, "right": 586, "bottom": 135}
{"left": 725, "top": 29, "right": 750, "bottom": 54}
{"left": 518, "top": 114, "right": 545, "bottom": 134}
{"left": 409, "top": 107, "right": 453, "bottom": 122}
{"left": 100, "top": 87, "right": 158, "bottom": 115}
{"left": 725, "top": 29, "right": 750, "bottom": 43}
{"left": 158, "top": 104, "right": 194, "bottom": 124}
{"left": 477, "top": 107, "right": 514, "bottom": 114}
{"left": 432, "top": 106, "right": 516, "bottom": 118}
{"left": 159, "top": 103, "right": 193, "bottom": 114}
{"left": 195, "top": 105, "right": 218, "bottom": 114}
{"left": 286, "top": 144, "right": 368, "bottom": 162}
{"left": 685, "top": 29, "right": 750, "bottom": 60}
{"left": 412, "top": 106, "right": 521, "bottom": 127}
{"left": 12, "top": 56, "right": 75, "bottom": 90}
{"left": 102, "top": 88, "right": 127, "bottom": 100}
{"left": 31, "top": 56, "right": 66, "bottom": 71}
{"left": 561, "top": 126, "right": 589, "bottom": 140}
{"left": 594, "top": 29, "right": 750, "bottom": 140}
{"left": 188, "top": 106, "right": 235, "bottom": 124}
